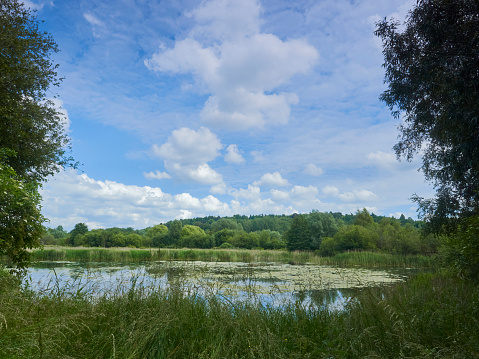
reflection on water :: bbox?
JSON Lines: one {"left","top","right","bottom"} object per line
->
{"left": 25, "top": 261, "right": 414, "bottom": 310}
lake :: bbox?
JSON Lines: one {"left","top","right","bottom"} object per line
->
{"left": 25, "top": 260, "right": 415, "bottom": 310}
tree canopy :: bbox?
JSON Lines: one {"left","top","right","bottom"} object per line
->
{"left": 375, "top": 0, "right": 479, "bottom": 232}
{"left": 375, "top": 0, "right": 479, "bottom": 277}
{"left": 1, "top": 0, "right": 73, "bottom": 270}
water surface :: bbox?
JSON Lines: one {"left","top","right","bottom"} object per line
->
{"left": 26, "top": 261, "right": 414, "bottom": 310}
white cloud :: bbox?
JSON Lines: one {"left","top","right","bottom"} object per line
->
{"left": 253, "top": 172, "right": 289, "bottom": 187}
{"left": 304, "top": 163, "right": 323, "bottom": 176}
{"left": 143, "top": 171, "right": 171, "bottom": 180}
{"left": 187, "top": 0, "right": 261, "bottom": 41}
{"left": 367, "top": 151, "right": 396, "bottom": 168}
{"left": 145, "top": 0, "right": 318, "bottom": 130}
{"left": 210, "top": 182, "right": 227, "bottom": 195}
{"left": 338, "top": 189, "right": 378, "bottom": 202}
{"left": 41, "top": 170, "right": 232, "bottom": 230}
{"left": 201, "top": 195, "right": 230, "bottom": 212}
{"left": 224, "top": 144, "right": 245, "bottom": 164}
{"left": 230, "top": 184, "right": 261, "bottom": 201}
{"left": 152, "top": 127, "right": 224, "bottom": 184}
{"left": 270, "top": 189, "right": 290, "bottom": 201}
{"left": 291, "top": 185, "right": 319, "bottom": 200}
{"left": 322, "top": 186, "right": 378, "bottom": 203}
{"left": 322, "top": 186, "right": 340, "bottom": 197}
{"left": 153, "top": 127, "right": 222, "bottom": 165}
{"left": 174, "top": 193, "right": 201, "bottom": 208}
{"left": 83, "top": 13, "right": 105, "bottom": 27}
{"left": 189, "top": 164, "right": 223, "bottom": 185}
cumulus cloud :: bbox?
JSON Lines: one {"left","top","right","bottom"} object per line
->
{"left": 41, "top": 170, "right": 231, "bottom": 229}
{"left": 304, "top": 163, "right": 324, "bottom": 176}
{"left": 201, "top": 195, "right": 230, "bottom": 212}
{"left": 145, "top": 0, "right": 318, "bottom": 130}
{"left": 152, "top": 127, "right": 224, "bottom": 185}
{"left": 338, "top": 189, "right": 378, "bottom": 202}
{"left": 153, "top": 127, "right": 222, "bottom": 165}
{"left": 143, "top": 171, "right": 171, "bottom": 180}
{"left": 291, "top": 185, "right": 319, "bottom": 200}
{"left": 230, "top": 184, "right": 261, "bottom": 201}
{"left": 210, "top": 182, "right": 227, "bottom": 195}
{"left": 270, "top": 189, "right": 290, "bottom": 201}
{"left": 253, "top": 172, "right": 289, "bottom": 187}
{"left": 224, "top": 144, "right": 245, "bottom": 164}
{"left": 322, "top": 186, "right": 340, "bottom": 197}
{"left": 189, "top": 164, "right": 223, "bottom": 185}
{"left": 322, "top": 186, "right": 378, "bottom": 203}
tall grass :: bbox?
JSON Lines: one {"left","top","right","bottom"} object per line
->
{"left": 29, "top": 247, "right": 437, "bottom": 268}
{"left": 0, "top": 268, "right": 477, "bottom": 358}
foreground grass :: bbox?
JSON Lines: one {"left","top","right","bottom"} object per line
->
{"left": 1, "top": 269, "right": 478, "bottom": 358}
{"left": 29, "top": 246, "right": 436, "bottom": 268}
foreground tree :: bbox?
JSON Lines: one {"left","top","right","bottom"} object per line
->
{"left": 0, "top": 151, "right": 44, "bottom": 271}
{"left": 375, "top": 0, "right": 479, "bottom": 277}
{"left": 1, "top": 0, "right": 73, "bottom": 270}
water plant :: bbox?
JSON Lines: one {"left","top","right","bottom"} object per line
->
{"left": 26, "top": 247, "right": 437, "bottom": 268}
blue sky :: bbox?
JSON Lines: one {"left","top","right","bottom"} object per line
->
{"left": 27, "top": 0, "right": 433, "bottom": 230}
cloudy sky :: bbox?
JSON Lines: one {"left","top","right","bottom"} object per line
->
{"left": 28, "top": 0, "right": 433, "bottom": 230}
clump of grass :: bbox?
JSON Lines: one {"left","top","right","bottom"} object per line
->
{"left": 333, "top": 270, "right": 479, "bottom": 357}
{"left": 324, "top": 251, "right": 436, "bottom": 268}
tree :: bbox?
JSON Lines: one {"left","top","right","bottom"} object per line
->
{"left": 375, "top": 0, "right": 479, "bottom": 230}
{"left": 146, "top": 224, "right": 169, "bottom": 247}
{"left": 375, "top": 1, "right": 479, "bottom": 276}
{"left": 69, "top": 223, "right": 88, "bottom": 246}
{"left": 0, "top": 151, "right": 44, "bottom": 271}
{"left": 285, "top": 215, "right": 311, "bottom": 251}
{"left": 1, "top": 0, "right": 74, "bottom": 269}
{"left": 307, "top": 211, "right": 338, "bottom": 250}
{"left": 333, "top": 225, "right": 377, "bottom": 252}
{"left": 354, "top": 208, "right": 375, "bottom": 228}
{"left": 1, "top": 0, "right": 73, "bottom": 181}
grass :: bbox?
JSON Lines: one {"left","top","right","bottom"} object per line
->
{"left": 0, "top": 267, "right": 478, "bottom": 358}
{"left": 28, "top": 246, "right": 437, "bottom": 268}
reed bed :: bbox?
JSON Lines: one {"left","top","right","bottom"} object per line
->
{"left": 0, "top": 268, "right": 477, "bottom": 358}
{"left": 29, "top": 247, "right": 437, "bottom": 268}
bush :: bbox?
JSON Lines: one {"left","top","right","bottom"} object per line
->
{"left": 318, "top": 237, "right": 337, "bottom": 257}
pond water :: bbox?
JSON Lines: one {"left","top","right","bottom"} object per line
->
{"left": 25, "top": 261, "right": 415, "bottom": 310}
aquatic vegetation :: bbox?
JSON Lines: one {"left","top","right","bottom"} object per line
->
{"left": 27, "top": 247, "right": 437, "bottom": 268}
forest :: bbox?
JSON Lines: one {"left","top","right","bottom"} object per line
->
{"left": 42, "top": 209, "right": 441, "bottom": 256}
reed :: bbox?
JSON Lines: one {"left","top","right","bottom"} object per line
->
{"left": 0, "top": 267, "right": 477, "bottom": 358}
{"left": 29, "top": 247, "right": 437, "bottom": 268}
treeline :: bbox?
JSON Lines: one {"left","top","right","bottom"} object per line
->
{"left": 41, "top": 209, "right": 440, "bottom": 256}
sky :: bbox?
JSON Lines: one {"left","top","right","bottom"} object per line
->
{"left": 25, "top": 0, "right": 434, "bottom": 230}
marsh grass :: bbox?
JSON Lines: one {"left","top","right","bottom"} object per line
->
{"left": 1, "top": 267, "right": 478, "bottom": 359}
{"left": 28, "top": 247, "right": 436, "bottom": 268}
